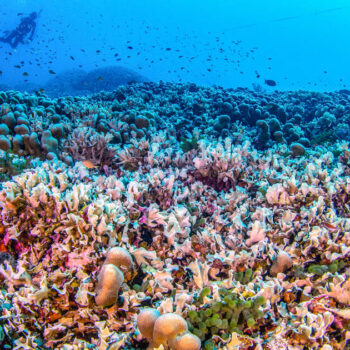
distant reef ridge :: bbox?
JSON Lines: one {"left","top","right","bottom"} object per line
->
{"left": 11, "top": 66, "right": 149, "bottom": 97}
{"left": 45, "top": 66, "right": 149, "bottom": 97}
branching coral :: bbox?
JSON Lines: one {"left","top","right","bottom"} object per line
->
{"left": 189, "top": 138, "right": 248, "bottom": 192}
{"left": 64, "top": 126, "right": 118, "bottom": 168}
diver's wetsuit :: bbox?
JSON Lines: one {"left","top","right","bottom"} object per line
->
{"left": 0, "top": 12, "right": 38, "bottom": 48}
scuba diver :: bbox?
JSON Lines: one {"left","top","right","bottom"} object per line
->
{"left": 0, "top": 11, "right": 40, "bottom": 48}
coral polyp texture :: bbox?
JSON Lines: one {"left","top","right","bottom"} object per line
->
{"left": 1, "top": 82, "right": 350, "bottom": 349}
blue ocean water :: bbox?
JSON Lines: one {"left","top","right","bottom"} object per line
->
{"left": 0, "top": 0, "right": 349, "bottom": 92}
{"left": 3, "top": 1, "right": 350, "bottom": 350}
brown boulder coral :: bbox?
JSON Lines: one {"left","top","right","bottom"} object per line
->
{"left": 95, "top": 263, "right": 124, "bottom": 307}
{"left": 137, "top": 308, "right": 161, "bottom": 340}
{"left": 105, "top": 246, "right": 134, "bottom": 272}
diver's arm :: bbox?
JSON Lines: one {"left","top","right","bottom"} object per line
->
{"left": 29, "top": 23, "right": 36, "bottom": 40}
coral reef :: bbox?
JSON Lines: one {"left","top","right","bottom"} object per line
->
{"left": 1, "top": 83, "right": 350, "bottom": 349}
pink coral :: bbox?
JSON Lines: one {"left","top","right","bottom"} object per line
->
{"left": 64, "top": 127, "right": 118, "bottom": 168}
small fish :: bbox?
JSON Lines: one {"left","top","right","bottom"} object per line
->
{"left": 323, "top": 222, "right": 338, "bottom": 231}
{"left": 49, "top": 70, "right": 56, "bottom": 74}
{"left": 127, "top": 46, "right": 133, "bottom": 50}
{"left": 70, "top": 56, "right": 75, "bottom": 60}
{"left": 82, "top": 160, "right": 98, "bottom": 169}
{"left": 97, "top": 76, "right": 103, "bottom": 81}
{"left": 22, "top": 72, "right": 29, "bottom": 76}
{"left": 0, "top": 70, "right": 2, "bottom": 75}
{"left": 265, "top": 79, "right": 277, "bottom": 86}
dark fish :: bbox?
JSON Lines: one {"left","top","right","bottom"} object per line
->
{"left": 14, "top": 65, "right": 21, "bottom": 69}
{"left": 166, "top": 48, "right": 171, "bottom": 51}
{"left": 70, "top": 56, "right": 75, "bottom": 60}
{"left": 0, "top": 70, "right": 2, "bottom": 75}
{"left": 127, "top": 46, "right": 133, "bottom": 50}
{"left": 97, "top": 76, "right": 103, "bottom": 81}
{"left": 265, "top": 79, "right": 277, "bottom": 86}
{"left": 23, "top": 72, "right": 29, "bottom": 76}
{"left": 49, "top": 70, "right": 56, "bottom": 74}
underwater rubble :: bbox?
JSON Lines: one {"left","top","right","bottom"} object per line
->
{"left": 1, "top": 82, "right": 350, "bottom": 349}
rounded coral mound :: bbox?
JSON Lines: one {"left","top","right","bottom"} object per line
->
{"left": 152, "top": 313, "right": 188, "bottom": 347}
{"left": 105, "top": 246, "right": 134, "bottom": 271}
{"left": 136, "top": 309, "right": 200, "bottom": 349}
{"left": 172, "top": 332, "right": 201, "bottom": 350}
{"left": 95, "top": 264, "right": 124, "bottom": 307}
{"left": 137, "top": 308, "right": 161, "bottom": 340}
